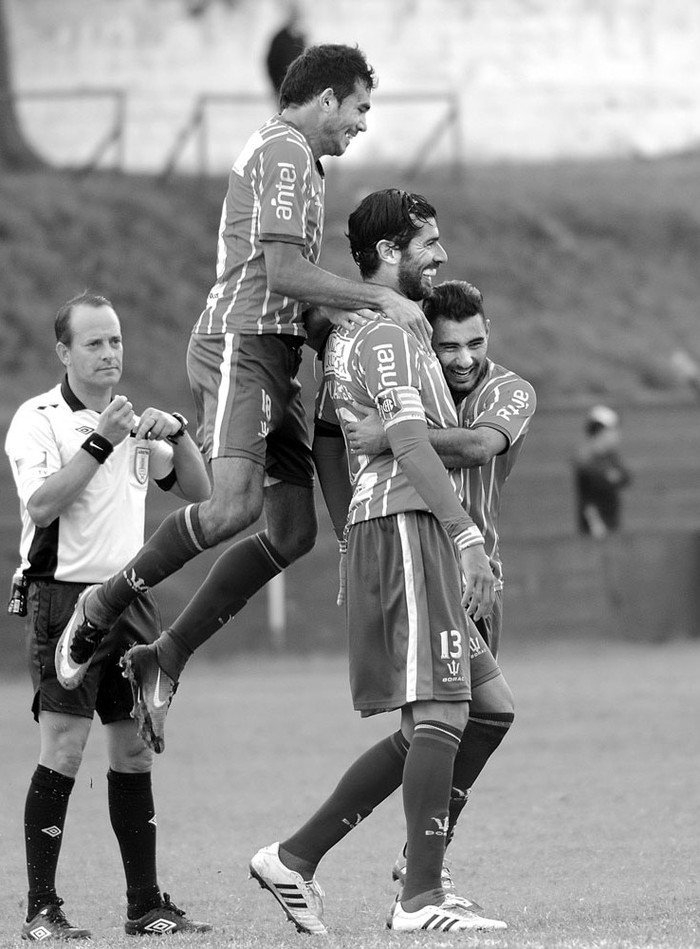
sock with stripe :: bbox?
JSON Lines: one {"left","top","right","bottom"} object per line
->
{"left": 87, "top": 504, "right": 208, "bottom": 628}
{"left": 279, "top": 731, "right": 410, "bottom": 878}
{"left": 24, "top": 765, "right": 74, "bottom": 918}
{"left": 401, "top": 720, "right": 462, "bottom": 909}
{"left": 107, "top": 769, "right": 161, "bottom": 920}
{"left": 447, "top": 711, "right": 514, "bottom": 848}
{"left": 155, "top": 531, "right": 288, "bottom": 680}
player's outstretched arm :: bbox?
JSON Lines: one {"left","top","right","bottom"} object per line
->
{"left": 265, "top": 241, "right": 431, "bottom": 345}
{"left": 347, "top": 409, "right": 507, "bottom": 469}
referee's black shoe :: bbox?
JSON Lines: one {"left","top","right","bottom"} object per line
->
{"left": 22, "top": 901, "right": 91, "bottom": 941}
{"left": 124, "top": 893, "right": 211, "bottom": 935}
{"left": 55, "top": 584, "right": 106, "bottom": 690}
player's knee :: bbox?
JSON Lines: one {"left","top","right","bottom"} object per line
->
{"left": 267, "top": 504, "right": 318, "bottom": 562}
{"left": 411, "top": 699, "right": 470, "bottom": 734}
{"left": 41, "top": 740, "right": 84, "bottom": 778}
{"left": 110, "top": 741, "right": 154, "bottom": 774}
{"left": 201, "top": 494, "right": 262, "bottom": 545}
{"left": 288, "top": 518, "right": 317, "bottom": 559}
{"left": 472, "top": 674, "right": 515, "bottom": 719}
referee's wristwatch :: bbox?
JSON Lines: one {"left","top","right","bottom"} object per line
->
{"left": 167, "top": 412, "right": 189, "bottom": 444}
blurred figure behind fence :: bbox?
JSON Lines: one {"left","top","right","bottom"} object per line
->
{"left": 573, "top": 405, "right": 632, "bottom": 539}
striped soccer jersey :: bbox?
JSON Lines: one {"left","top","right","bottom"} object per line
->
{"left": 449, "top": 359, "right": 536, "bottom": 587}
{"left": 4, "top": 379, "right": 175, "bottom": 584}
{"left": 193, "top": 115, "right": 325, "bottom": 338}
{"left": 322, "top": 320, "right": 466, "bottom": 526}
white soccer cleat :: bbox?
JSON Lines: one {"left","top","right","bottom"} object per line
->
{"left": 391, "top": 846, "right": 456, "bottom": 892}
{"left": 387, "top": 893, "right": 507, "bottom": 932}
{"left": 55, "top": 584, "right": 105, "bottom": 690}
{"left": 249, "top": 842, "right": 327, "bottom": 935}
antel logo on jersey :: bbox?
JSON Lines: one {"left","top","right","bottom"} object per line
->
{"left": 271, "top": 161, "right": 297, "bottom": 221}
{"left": 373, "top": 343, "right": 398, "bottom": 390}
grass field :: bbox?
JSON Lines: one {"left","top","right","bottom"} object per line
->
{"left": 0, "top": 640, "right": 697, "bottom": 949}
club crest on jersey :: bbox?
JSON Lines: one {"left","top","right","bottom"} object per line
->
{"left": 134, "top": 446, "right": 150, "bottom": 484}
{"left": 377, "top": 390, "right": 402, "bottom": 422}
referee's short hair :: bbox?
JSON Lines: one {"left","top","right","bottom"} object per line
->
{"left": 55, "top": 291, "right": 114, "bottom": 346}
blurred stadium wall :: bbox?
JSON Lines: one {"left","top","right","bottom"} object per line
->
{"left": 6, "top": 0, "right": 700, "bottom": 174}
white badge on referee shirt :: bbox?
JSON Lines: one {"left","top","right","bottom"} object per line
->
{"left": 134, "top": 442, "right": 150, "bottom": 484}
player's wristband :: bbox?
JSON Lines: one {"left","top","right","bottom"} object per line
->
{"left": 81, "top": 433, "right": 114, "bottom": 464}
{"left": 454, "top": 526, "right": 485, "bottom": 550}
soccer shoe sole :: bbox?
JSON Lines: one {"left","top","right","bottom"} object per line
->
{"left": 120, "top": 649, "right": 172, "bottom": 754}
{"left": 54, "top": 584, "right": 102, "bottom": 691}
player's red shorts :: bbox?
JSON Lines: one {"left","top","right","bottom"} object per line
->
{"left": 26, "top": 580, "right": 159, "bottom": 724}
{"left": 346, "top": 510, "right": 500, "bottom": 716}
{"left": 187, "top": 331, "right": 314, "bottom": 487}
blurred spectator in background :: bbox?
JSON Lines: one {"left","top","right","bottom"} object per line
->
{"left": 573, "top": 405, "right": 632, "bottom": 539}
{"left": 265, "top": 2, "right": 307, "bottom": 103}
{"left": 670, "top": 348, "right": 700, "bottom": 398}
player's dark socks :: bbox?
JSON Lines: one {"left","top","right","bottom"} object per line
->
{"left": 25, "top": 765, "right": 74, "bottom": 917}
{"left": 107, "top": 769, "right": 159, "bottom": 914}
{"left": 87, "top": 504, "right": 209, "bottom": 627}
{"left": 447, "top": 711, "right": 514, "bottom": 846}
{"left": 280, "top": 730, "right": 410, "bottom": 871}
{"left": 157, "top": 532, "right": 289, "bottom": 678}
{"left": 402, "top": 721, "right": 462, "bottom": 903}
{"left": 401, "top": 888, "right": 445, "bottom": 913}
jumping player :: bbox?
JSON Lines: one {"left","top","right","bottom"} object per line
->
{"left": 56, "top": 45, "right": 430, "bottom": 753}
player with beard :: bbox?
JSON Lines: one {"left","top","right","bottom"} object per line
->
{"left": 345, "top": 279, "right": 536, "bottom": 893}
{"left": 249, "top": 190, "right": 507, "bottom": 934}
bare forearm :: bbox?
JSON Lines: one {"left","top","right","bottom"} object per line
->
{"left": 268, "top": 250, "right": 391, "bottom": 312}
{"left": 355, "top": 424, "right": 499, "bottom": 469}
{"left": 27, "top": 453, "right": 101, "bottom": 527}
{"left": 170, "top": 435, "right": 211, "bottom": 501}
{"left": 428, "top": 427, "right": 504, "bottom": 468}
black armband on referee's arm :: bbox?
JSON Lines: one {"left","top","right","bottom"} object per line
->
{"left": 81, "top": 433, "right": 114, "bottom": 464}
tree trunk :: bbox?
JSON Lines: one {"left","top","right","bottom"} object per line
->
{"left": 0, "top": 0, "right": 45, "bottom": 170}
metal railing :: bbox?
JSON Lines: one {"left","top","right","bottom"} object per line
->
{"left": 161, "top": 90, "right": 462, "bottom": 179}
{"left": 9, "top": 88, "right": 127, "bottom": 172}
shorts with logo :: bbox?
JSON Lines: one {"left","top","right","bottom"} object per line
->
{"left": 26, "top": 580, "right": 159, "bottom": 724}
{"left": 347, "top": 510, "right": 490, "bottom": 717}
{"left": 187, "top": 331, "right": 314, "bottom": 487}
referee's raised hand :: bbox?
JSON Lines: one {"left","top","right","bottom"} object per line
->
{"left": 95, "top": 394, "right": 135, "bottom": 446}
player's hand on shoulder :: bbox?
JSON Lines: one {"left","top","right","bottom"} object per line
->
{"left": 325, "top": 306, "right": 375, "bottom": 332}
{"left": 379, "top": 289, "right": 432, "bottom": 349}
{"left": 459, "top": 545, "right": 496, "bottom": 621}
{"left": 96, "top": 394, "right": 135, "bottom": 447}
